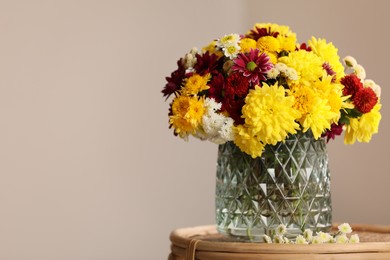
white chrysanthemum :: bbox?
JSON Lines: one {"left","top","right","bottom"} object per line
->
{"left": 284, "top": 237, "right": 291, "bottom": 244}
{"left": 317, "top": 231, "right": 332, "bottom": 243}
{"left": 263, "top": 235, "right": 272, "bottom": 243}
{"left": 311, "top": 235, "right": 323, "bottom": 244}
{"left": 217, "top": 33, "right": 240, "bottom": 47}
{"left": 219, "top": 118, "right": 234, "bottom": 141}
{"left": 286, "top": 68, "right": 298, "bottom": 80}
{"left": 338, "top": 223, "right": 352, "bottom": 234}
{"left": 272, "top": 235, "right": 285, "bottom": 244}
{"left": 354, "top": 64, "right": 366, "bottom": 80}
{"left": 202, "top": 113, "right": 226, "bottom": 136}
{"left": 295, "top": 235, "right": 308, "bottom": 244}
{"left": 349, "top": 234, "right": 360, "bottom": 244}
{"left": 275, "top": 224, "right": 287, "bottom": 235}
{"left": 343, "top": 56, "right": 358, "bottom": 68}
{"left": 275, "top": 62, "right": 288, "bottom": 72}
{"left": 303, "top": 229, "right": 313, "bottom": 242}
{"left": 364, "top": 79, "right": 381, "bottom": 98}
{"left": 267, "top": 68, "right": 280, "bottom": 79}
{"left": 335, "top": 234, "right": 349, "bottom": 244}
{"left": 204, "top": 98, "right": 222, "bottom": 112}
{"left": 222, "top": 43, "right": 241, "bottom": 59}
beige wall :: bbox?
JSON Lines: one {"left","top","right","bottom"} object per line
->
{"left": 0, "top": 0, "right": 389, "bottom": 259}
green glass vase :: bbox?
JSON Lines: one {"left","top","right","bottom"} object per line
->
{"left": 215, "top": 131, "right": 332, "bottom": 241}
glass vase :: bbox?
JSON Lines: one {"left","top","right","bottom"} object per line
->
{"left": 215, "top": 131, "right": 332, "bottom": 242}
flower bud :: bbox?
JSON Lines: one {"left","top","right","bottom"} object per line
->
{"left": 343, "top": 56, "right": 358, "bottom": 68}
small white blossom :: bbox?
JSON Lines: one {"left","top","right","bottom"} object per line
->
{"left": 311, "top": 235, "right": 323, "bottom": 244}
{"left": 349, "top": 234, "right": 360, "bottom": 244}
{"left": 219, "top": 118, "right": 234, "bottom": 141}
{"left": 335, "top": 234, "right": 349, "bottom": 244}
{"left": 202, "top": 113, "right": 225, "bottom": 136}
{"left": 183, "top": 47, "right": 198, "bottom": 71}
{"left": 267, "top": 68, "right": 280, "bottom": 79}
{"left": 217, "top": 33, "right": 240, "bottom": 47}
{"left": 275, "top": 62, "right": 288, "bottom": 72}
{"left": 263, "top": 235, "right": 272, "bottom": 243}
{"left": 273, "top": 235, "right": 285, "bottom": 244}
{"left": 343, "top": 56, "right": 358, "bottom": 68}
{"left": 353, "top": 64, "right": 366, "bottom": 80}
{"left": 204, "top": 98, "right": 222, "bottom": 112}
{"left": 286, "top": 68, "right": 298, "bottom": 81}
{"left": 303, "top": 229, "right": 313, "bottom": 242}
{"left": 222, "top": 43, "right": 241, "bottom": 59}
{"left": 295, "top": 235, "right": 308, "bottom": 244}
{"left": 275, "top": 224, "right": 287, "bottom": 236}
{"left": 317, "top": 231, "right": 332, "bottom": 243}
{"left": 338, "top": 223, "right": 352, "bottom": 234}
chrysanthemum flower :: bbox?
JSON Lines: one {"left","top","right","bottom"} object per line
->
{"left": 308, "top": 37, "right": 345, "bottom": 81}
{"left": 232, "top": 49, "right": 273, "bottom": 85}
{"left": 277, "top": 35, "right": 297, "bottom": 52}
{"left": 194, "top": 52, "right": 222, "bottom": 76}
{"left": 350, "top": 234, "right": 360, "bottom": 244}
{"left": 239, "top": 38, "right": 257, "bottom": 53}
{"left": 343, "top": 56, "right": 358, "bottom": 68}
{"left": 279, "top": 50, "right": 323, "bottom": 86}
{"left": 353, "top": 87, "right": 378, "bottom": 113}
{"left": 256, "top": 36, "right": 281, "bottom": 53}
{"left": 335, "top": 234, "right": 349, "bottom": 244}
{"left": 233, "top": 125, "right": 265, "bottom": 158}
{"left": 344, "top": 103, "right": 382, "bottom": 144}
{"left": 340, "top": 74, "right": 363, "bottom": 98}
{"left": 182, "top": 73, "right": 211, "bottom": 95}
{"left": 295, "top": 235, "right": 308, "bottom": 244}
{"left": 162, "top": 58, "right": 186, "bottom": 99}
{"left": 322, "top": 123, "right": 344, "bottom": 142}
{"left": 354, "top": 64, "right": 366, "bottom": 80}
{"left": 169, "top": 95, "right": 205, "bottom": 138}
{"left": 275, "top": 224, "right": 287, "bottom": 235}
{"left": 202, "top": 41, "right": 223, "bottom": 58}
{"left": 364, "top": 79, "right": 381, "bottom": 98}
{"left": 225, "top": 72, "right": 250, "bottom": 98}
{"left": 240, "top": 83, "right": 301, "bottom": 147}
{"left": 338, "top": 223, "right": 352, "bottom": 234}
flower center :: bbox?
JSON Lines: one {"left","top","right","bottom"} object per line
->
{"left": 246, "top": 61, "right": 257, "bottom": 71}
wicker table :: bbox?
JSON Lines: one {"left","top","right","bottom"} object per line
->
{"left": 169, "top": 224, "right": 390, "bottom": 260}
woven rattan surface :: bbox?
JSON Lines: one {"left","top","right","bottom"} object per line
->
{"left": 169, "top": 224, "right": 390, "bottom": 260}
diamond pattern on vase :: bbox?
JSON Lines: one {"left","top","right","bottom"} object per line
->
{"left": 216, "top": 131, "right": 332, "bottom": 241}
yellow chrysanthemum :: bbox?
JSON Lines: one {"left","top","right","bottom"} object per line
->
{"left": 289, "top": 84, "right": 316, "bottom": 116}
{"left": 277, "top": 35, "right": 297, "bottom": 52}
{"left": 233, "top": 125, "right": 265, "bottom": 158}
{"left": 202, "top": 41, "right": 223, "bottom": 57}
{"left": 170, "top": 95, "right": 205, "bottom": 138}
{"left": 256, "top": 36, "right": 281, "bottom": 53}
{"left": 264, "top": 51, "right": 278, "bottom": 64}
{"left": 308, "top": 37, "right": 345, "bottom": 81}
{"left": 344, "top": 103, "right": 382, "bottom": 144}
{"left": 279, "top": 50, "right": 323, "bottom": 86}
{"left": 239, "top": 38, "right": 257, "bottom": 53}
{"left": 240, "top": 83, "right": 301, "bottom": 146}
{"left": 182, "top": 73, "right": 211, "bottom": 95}
{"left": 300, "top": 97, "right": 338, "bottom": 139}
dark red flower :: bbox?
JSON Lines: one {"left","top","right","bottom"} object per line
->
{"left": 162, "top": 58, "right": 186, "bottom": 99}
{"left": 247, "top": 26, "right": 279, "bottom": 41}
{"left": 322, "top": 123, "right": 344, "bottom": 142}
{"left": 353, "top": 87, "right": 378, "bottom": 113}
{"left": 193, "top": 51, "right": 221, "bottom": 76}
{"left": 323, "top": 62, "right": 336, "bottom": 82}
{"left": 208, "top": 73, "right": 225, "bottom": 104}
{"left": 298, "top": 43, "right": 312, "bottom": 51}
{"left": 232, "top": 49, "right": 273, "bottom": 85}
{"left": 225, "top": 73, "right": 250, "bottom": 98}
{"left": 340, "top": 74, "right": 363, "bottom": 98}
{"left": 223, "top": 97, "right": 245, "bottom": 125}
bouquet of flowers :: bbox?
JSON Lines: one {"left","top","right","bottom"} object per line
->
{"left": 162, "top": 23, "right": 382, "bottom": 158}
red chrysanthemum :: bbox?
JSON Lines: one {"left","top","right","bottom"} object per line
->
{"left": 232, "top": 49, "right": 273, "bottom": 85}
{"left": 223, "top": 96, "right": 245, "bottom": 125}
{"left": 353, "top": 87, "right": 378, "bottom": 113}
{"left": 225, "top": 73, "right": 250, "bottom": 98}
{"left": 193, "top": 52, "right": 221, "bottom": 76}
{"left": 208, "top": 73, "right": 225, "bottom": 104}
{"left": 162, "top": 58, "right": 186, "bottom": 99}
{"left": 340, "top": 74, "right": 363, "bottom": 98}
{"left": 322, "top": 123, "right": 344, "bottom": 142}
